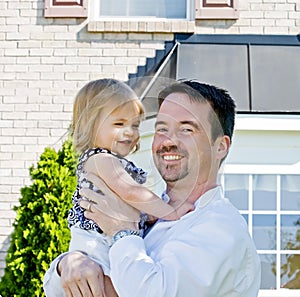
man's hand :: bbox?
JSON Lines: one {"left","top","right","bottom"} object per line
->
{"left": 79, "top": 173, "right": 141, "bottom": 237}
{"left": 58, "top": 251, "right": 107, "bottom": 297}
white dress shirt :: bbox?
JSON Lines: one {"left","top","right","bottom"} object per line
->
{"left": 109, "top": 186, "right": 261, "bottom": 297}
{"left": 43, "top": 186, "right": 261, "bottom": 297}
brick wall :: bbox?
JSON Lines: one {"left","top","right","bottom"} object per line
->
{"left": 0, "top": 0, "right": 299, "bottom": 278}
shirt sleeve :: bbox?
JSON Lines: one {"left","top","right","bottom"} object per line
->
{"left": 109, "top": 220, "right": 260, "bottom": 297}
{"left": 43, "top": 253, "right": 67, "bottom": 297}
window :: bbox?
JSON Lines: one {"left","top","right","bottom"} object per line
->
{"left": 44, "top": 0, "right": 88, "bottom": 18}
{"left": 98, "top": 0, "right": 188, "bottom": 19}
{"left": 220, "top": 171, "right": 300, "bottom": 293}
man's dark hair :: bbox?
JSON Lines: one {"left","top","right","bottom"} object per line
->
{"left": 158, "top": 80, "right": 236, "bottom": 143}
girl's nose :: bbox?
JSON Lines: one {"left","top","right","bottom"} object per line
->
{"left": 124, "top": 126, "right": 134, "bottom": 136}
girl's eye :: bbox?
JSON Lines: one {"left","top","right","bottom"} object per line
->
{"left": 114, "top": 122, "right": 124, "bottom": 126}
{"left": 132, "top": 124, "right": 140, "bottom": 129}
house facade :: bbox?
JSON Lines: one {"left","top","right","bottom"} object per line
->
{"left": 0, "top": 0, "right": 299, "bottom": 295}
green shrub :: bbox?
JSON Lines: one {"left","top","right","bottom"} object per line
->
{"left": 0, "top": 139, "right": 77, "bottom": 297}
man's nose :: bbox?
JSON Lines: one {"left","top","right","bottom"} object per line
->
{"left": 160, "top": 131, "right": 179, "bottom": 147}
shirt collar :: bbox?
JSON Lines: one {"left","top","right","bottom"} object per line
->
{"left": 161, "top": 186, "right": 222, "bottom": 209}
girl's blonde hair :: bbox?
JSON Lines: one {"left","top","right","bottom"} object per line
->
{"left": 71, "top": 78, "right": 144, "bottom": 154}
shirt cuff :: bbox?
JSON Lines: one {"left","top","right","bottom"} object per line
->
{"left": 43, "top": 253, "right": 68, "bottom": 297}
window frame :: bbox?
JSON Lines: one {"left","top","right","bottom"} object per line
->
{"left": 91, "top": 0, "right": 193, "bottom": 21}
{"left": 220, "top": 167, "right": 300, "bottom": 294}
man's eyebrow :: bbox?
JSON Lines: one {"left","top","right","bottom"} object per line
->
{"left": 154, "top": 120, "right": 166, "bottom": 127}
{"left": 155, "top": 120, "right": 200, "bottom": 129}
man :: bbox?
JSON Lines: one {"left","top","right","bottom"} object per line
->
{"left": 44, "top": 81, "right": 261, "bottom": 297}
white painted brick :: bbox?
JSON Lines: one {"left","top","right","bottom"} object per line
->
{"left": 38, "top": 137, "right": 61, "bottom": 145}
{"left": 40, "top": 72, "right": 64, "bottom": 80}
{"left": 65, "top": 56, "right": 89, "bottom": 64}
{"left": 239, "top": 27, "right": 264, "bottom": 34}
{"left": 239, "top": 11, "right": 264, "bottom": 18}
{"left": 128, "top": 49, "right": 156, "bottom": 57}
{"left": 103, "top": 48, "right": 127, "bottom": 56}
{"left": 41, "top": 56, "right": 66, "bottom": 64}
{"left": 152, "top": 33, "right": 174, "bottom": 41}
{"left": 251, "top": 19, "right": 276, "bottom": 26}
{"left": 42, "top": 40, "right": 67, "bottom": 48}
{"left": 0, "top": 144, "right": 24, "bottom": 153}
{"left": 264, "top": 11, "right": 288, "bottom": 18}
{"left": 2, "top": 112, "right": 26, "bottom": 120}
{"left": 264, "top": 26, "right": 289, "bottom": 34}
{"left": 15, "top": 104, "right": 39, "bottom": 112}
{"left": 39, "top": 104, "right": 63, "bottom": 112}
{"left": 0, "top": 121, "right": 13, "bottom": 129}
{"left": 53, "top": 48, "right": 77, "bottom": 57}
{"left": 276, "top": 19, "right": 295, "bottom": 26}
{"left": 26, "top": 127, "right": 51, "bottom": 137}
{"left": 6, "top": 32, "right": 30, "bottom": 41}
{"left": 30, "top": 32, "right": 54, "bottom": 40}
{"left": 65, "top": 72, "right": 90, "bottom": 80}
{"left": 4, "top": 64, "right": 27, "bottom": 72}
{"left": 0, "top": 104, "right": 14, "bottom": 111}
{"left": 14, "top": 120, "right": 37, "bottom": 128}
{"left": 0, "top": 136, "right": 13, "bottom": 144}
{"left": 128, "top": 33, "right": 153, "bottom": 40}
{"left": 18, "top": 40, "right": 42, "bottom": 48}
{"left": 16, "top": 56, "right": 40, "bottom": 64}
{"left": 28, "top": 96, "right": 52, "bottom": 104}
{"left": 12, "top": 152, "right": 36, "bottom": 161}
{"left": 50, "top": 129, "right": 68, "bottom": 137}
{"left": 0, "top": 209, "right": 16, "bottom": 219}
{"left": 12, "top": 168, "right": 29, "bottom": 177}
{"left": 115, "top": 57, "right": 140, "bottom": 65}
{"left": 90, "top": 57, "right": 113, "bottom": 64}
{"left": 54, "top": 33, "right": 76, "bottom": 41}
{"left": 0, "top": 72, "right": 16, "bottom": 80}
{"left": 38, "top": 121, "right": 62, "bottom": 129}
{"left": 275, "top": 3, "right": 296, "bottom": 11}
{"left": 102, "top": 65, "right": 127, "bottom": 72}
{"left": 0, "top": 152, "right": 12, "bottom": 160}
{"left": 27, "top": 112, "right": 51, "bottom": 120}
{"left": 289, "top": 11, "right": 300, "bottom": 18}
{"left": 14, "top": 136, "right": 38, "bottom": 144}
{"left": 30, "top": 48, "right": 53, "bottom": 56}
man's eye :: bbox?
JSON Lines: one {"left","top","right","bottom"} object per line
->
{"left": 181, "top": 127, "right": 194, "bottom": 133}
{"left": 156, "top": 127, "right": 167, "bottom": 133}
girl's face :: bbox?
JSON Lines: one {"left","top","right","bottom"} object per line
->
{"left": 94, "top": 100, "right": 142, "bottom": 157}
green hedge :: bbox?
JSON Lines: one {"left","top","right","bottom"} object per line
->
{"left": 0, "top": 139, "right": 77, "bottom": 297}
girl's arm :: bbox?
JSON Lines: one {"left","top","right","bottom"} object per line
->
{"left": 85, "top": 153, "right": 180, "bottom": 220}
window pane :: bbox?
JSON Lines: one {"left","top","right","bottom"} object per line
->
{"left": 224, "top": 174, "right": 248, "bottom": 210}
{"left": 281, "top": 215, "right": 300, "bottom": 250}
{"left": 253, "top": 174, "right": 276, "bottom": 210}
{"left": 260, "top": 254, "right": 276, "bottom": 289}
{"left": 242, "top": 214, "right": 248, "bottom": 225}
{"left": 281, "top": 254, "right": 300, "bottom": 289}
{"left": 253, "top": 215, "right": 276, "bottom": 250}
{"left": 100, "top": 0, "right": 187, "bottom": 18}
{"left": 281, "top": 175, "right": 300, "bottom": 210}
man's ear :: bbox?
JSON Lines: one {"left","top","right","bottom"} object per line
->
{"left": 216, "top": 135, "right": 231, "bottom": 160}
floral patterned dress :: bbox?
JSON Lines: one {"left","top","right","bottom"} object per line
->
{"left": 67, "top": 147, "right": 148, "bottom": 234}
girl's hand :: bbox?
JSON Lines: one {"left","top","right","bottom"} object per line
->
{"left": 79, "top": 173, "right": 140, "bottom": 238}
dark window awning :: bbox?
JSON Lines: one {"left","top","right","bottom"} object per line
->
{"left": 129, "top": 34, "right": 300, "bottom": 118}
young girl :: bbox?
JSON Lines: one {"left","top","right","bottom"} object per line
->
{"left": 67, "top": 78, "right": 186, "bottom": 276}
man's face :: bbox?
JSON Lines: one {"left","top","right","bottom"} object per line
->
{"left": 152, "top": 92, "right": 216, "bottom": 185}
